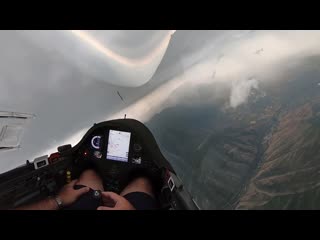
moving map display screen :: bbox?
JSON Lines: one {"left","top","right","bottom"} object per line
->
{"left": 106, "top": 130, "right": 131, "bottom": 162}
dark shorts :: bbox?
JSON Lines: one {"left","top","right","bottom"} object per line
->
{"left": 63, "top": 185, "right": 158, "bottom": 210}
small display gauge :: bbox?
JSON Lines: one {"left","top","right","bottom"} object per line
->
{"left": 133, "top": 143, "right": 142, "bottom": 153}
{"left": 94, "top": 151, "right": 102, "bottom": 159}
{"left": 91, "top": 136, "right": 101, "bottom": 149}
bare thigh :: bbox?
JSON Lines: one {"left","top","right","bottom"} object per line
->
{"left": 120, "top": 177, "right": 154, "bottom": 197}
{"left": 76, "top": 169, "right": 104, "bottom": 191}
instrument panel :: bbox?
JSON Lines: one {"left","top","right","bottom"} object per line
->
{"left": 79, "top": 128, "right": 143, "bottom": 166}
{"left": 73, "top": 124, "right": 158, "bottom": 193}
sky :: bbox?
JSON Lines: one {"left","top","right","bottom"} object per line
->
{"left": 19, "top": 30, "right": 175, "bottom": 87}
{"left": 1, "top": 30, "right": 320, "bottom": 173}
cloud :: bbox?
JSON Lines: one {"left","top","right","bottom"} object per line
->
{"left": 103, "top": 30, "right": 320, "bottom": 122}
{"left": 229, "top": 78, "right": 259, "bottom": 108}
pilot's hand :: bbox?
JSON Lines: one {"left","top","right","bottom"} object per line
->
{"left": 97, "top": 191, "right": 135, "bottom": 210}
{"left": 57, "top": 180, "right": 90, "bottom": 207}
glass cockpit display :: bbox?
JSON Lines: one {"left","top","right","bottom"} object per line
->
{"left": 106, "top": 130, "right": 131, "bottom": 162}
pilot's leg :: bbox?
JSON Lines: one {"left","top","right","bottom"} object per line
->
{"left": 120, "top": 177, "right": 158, "bottom": 210}
{"left": 120, "top": 177, "right": 154, "bottom": 197}
{"left": 63, "top": 169, "right": 104, "bottom": 210}
{"left": 76, "top": 169, "right": 104, "bottom": 191}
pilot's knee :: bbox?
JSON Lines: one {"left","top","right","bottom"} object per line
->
{"left": 77, "top": 169, "right": 104, "bottom": 191}
{"left": 80, "top": 169, "right": 101, "bottom": 180}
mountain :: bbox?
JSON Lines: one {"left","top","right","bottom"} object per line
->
{"left": 146, "top": 56, "right": 320, "bottom": 209}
